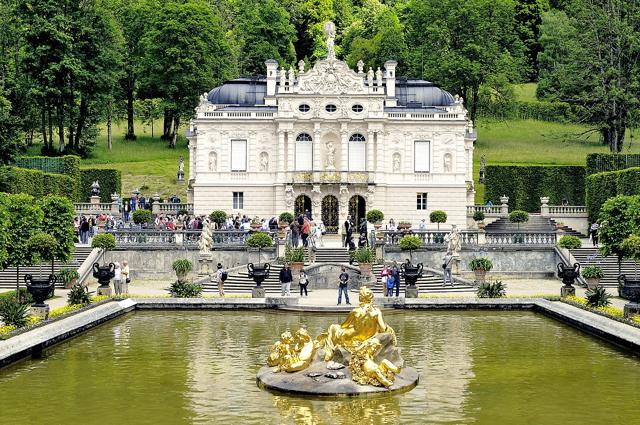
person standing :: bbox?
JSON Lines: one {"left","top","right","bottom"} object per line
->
{"left": 113, "top": 262, "right": 122, "bottom": 295}
{"left": 380, "top": 265, "right": 390, "bottom": 294}
{"left": 344, "top": 216, "right": 352, "bottom": 248}
{"left": 337, "top": 267, "right": 351, "bottom": 305}
{"left": 301, "top": 217, "right": 310, "bottom": 247}
{"left": 391, "top": 261, "right": 401, "bottom": 297}
{"left": 121, "top": 260, "right": 130, "bottom": 293}
{"left": 214, "top": 263, "right": 226, "bottom": 296}
{"left": 317, "top": 221, "right": 325, "bottom": 247}
{"left": 443, "top": 251, "right": 453, "bottom": 286}
{"left": 279, "top": 263, "right": 293, "bottom": 296}
{"left": 590, "top": 222, "right": 599, "bottom": 247}
{"left": 298, "top": 270, "right": 309, "bottom": 297}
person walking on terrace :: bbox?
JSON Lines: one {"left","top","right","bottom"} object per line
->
{"left": 443, "top": 251, "right": 454, "bottom": 287}
{"left": 337, "top": 267, "right": 351, "bottom": 305}
{"left": 214, "top": 263, "right": 227, "bottom": 296}
{"left": 279, "top": 263, "right": 293, "bottom": 296}
{"left": 121, "top": 260, "right": 130, "bottom": 294}
{"left": 298, "top": 270, "right": 309, "bottom": 297}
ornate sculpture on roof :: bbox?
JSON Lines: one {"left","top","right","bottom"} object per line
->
{"left": 298, "top": 60, "right": 305, "bottom": 73}
{"left": 324, "top": 21, "right": 336, "bottom": 60}
{"left": 357, "top": 60, "right": 364, "bottom": 74}
{"left": 376, "top": 67, "right": 383, "bottom": 86}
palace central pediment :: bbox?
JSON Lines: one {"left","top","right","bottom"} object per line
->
{"left": 296, "top": 58, "right": 366, "bottom": 96}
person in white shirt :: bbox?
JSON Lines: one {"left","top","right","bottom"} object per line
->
{"left": 418, "top": 219, "right": 426, "bottom": 231}
{"left": 113, "top": 262, "right": 122, "bottom": 295}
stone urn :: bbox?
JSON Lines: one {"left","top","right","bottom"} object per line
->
{"left": 585, "top": 277, "right": 601, "bottom": 290}
{"left": 617, "top": 275, "right": 640, "bottom": 317}
{"left": 93, "top": 262, "right": 115, "bottom": 296}
{"left": 290, "top": 262, "right": 304, "bottom": 277}
{"left": 248, "top": 262, "right": 270, "bottom": 298}
{"left": 24, "top": 274, "right": 56, "bottom": 307}
{"left": 358, "top": 263, "right": 373, "bottom": 278}
{"left": 557, "top": 262, "right": 580, "bottom": 297}
{"left": 401, "top": 260, "right": 423, "bottom": 298}
{"left": 473, "top": 269, "right": 487, "bottom": 284}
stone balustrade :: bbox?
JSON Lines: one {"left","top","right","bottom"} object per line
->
{"left": 484, "top": 231, "right": 557, "bottom": 246}
{"left": 466, "top": 205, "right": 502, "bottom": 216}
{"left": 547, "top": 205, "right": 587, "bottom": 216}
{"left": 380, "top": 230, "right": 557, "bottom": 248}
{"left": 153, "top": 202, "right": 194, "bottom": 215}
{"left": 108, "top": 229, "right": 278, "bottom": 249}
{"left": 380, "top": 230, "right": 478, "bottom": 247}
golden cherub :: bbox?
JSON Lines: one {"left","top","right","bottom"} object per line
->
{"left": 349, "top": 338, "right": 400, "bottom": 388}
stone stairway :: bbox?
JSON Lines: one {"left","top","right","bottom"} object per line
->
{"left": 367, "top": 264, "right": 476, "bottom": 295}
{"left": 570, "top": 248, "right": 640, "bottom": 288}
{"left": 0, "top": 245, "right": 95, "bottom": 290}
{"left": 309, "top": 247, "right": 351, "bottom": 263}
{"left": 202, "top": 263, "right": 289, "bottom": 294}
{"left": 484, "top": 214, "right": 586, "bottom": 238}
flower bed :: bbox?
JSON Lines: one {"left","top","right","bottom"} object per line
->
{"left": 562, "top": 296, "right": 640, "bottom": 328}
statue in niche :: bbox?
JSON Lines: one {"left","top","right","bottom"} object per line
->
{"left": 285, "top": 185, "right": 295, "bottom": 207}
{"left": 260, "top": 152, "right": 269, "bottom": 172}
{"left": 392, "top": 153, "right": 401, "bottom": 173}
{"left": 325, "top": 142, "right": 336, "bottom": 170}
{"left": 375, "top": 67, "right": 383, "bottom": 86}
{"left": 444, "top": 153, "right": 453, "bottom": 173}
{"left": 209, "top": 151, "right": 217, "bottom": 171}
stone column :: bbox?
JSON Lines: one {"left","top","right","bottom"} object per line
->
{"left": 313, "top": 124, "right": 322, "bottom": 171}
{"left": 152, "top": 193, "right": 161, "bottom": 216}
{"left": 540, "top": 197, "right": 550, "bottom": 217}
{"left": 90, "top": 195, "right": 100, "bottom": 205}
{"left": 287, "top": 131, "right": 295, "bottom": 172}
{"left": 500, "top": 195, "right": 509, "bottom": 217}
{"left": 340, "top": 124, "right": 349, "bottom": 172}
{"left": 111, "top": 193, "right": 120, "bottom": 215}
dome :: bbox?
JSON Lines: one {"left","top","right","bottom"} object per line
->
{"left": 208, "top": 78, "right": 267, "bottom": 105}
{"left": 395, "top": 79, "right": 455, "bottom": 107}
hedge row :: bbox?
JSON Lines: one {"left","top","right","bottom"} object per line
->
{"left": 585, "top": 153, "right": 640, "bottom": 175}
{"left": 484, "top": 165, "right": 585, "bottom": 212}
{"left": 13, "top": 155, "right": 81, "bottom": 176}
{"left": 0, "top": 166, "right": 76, "bottom": 199}
{"left": 79, "top": 169, "right": 121, "bottom": 202}
{"left": 477, "top": 99, "right": 574, "bottom": 123}
{"left": 586, "top": 167, "right": 640, "bottom": 221}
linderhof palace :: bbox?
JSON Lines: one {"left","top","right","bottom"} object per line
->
{"left": 187, "top": 22, "right": 476, "bottom": 234}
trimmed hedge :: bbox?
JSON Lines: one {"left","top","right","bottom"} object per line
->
{"left": 586, "top": 167, "right": 640, "bottom": 222}
{"left": 484, "top": 165, "right": 585, "bottom": 212}
{"left": 0, "top": 166, "right": 76, "bottom": 199}
{"left": 586, "top": 153, "right": 640, "bottom": 175}
{"left": 13, "top": 155, "right": 80, "bottom": 176}
{"left": 478, "top": 99, "right": 574, "bottom": 123}
{"left": 80, "top": 169, "right": 121, "bottom": 202}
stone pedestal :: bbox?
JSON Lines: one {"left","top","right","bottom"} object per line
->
{"left": 452, "top": 257, "right": 461, "bottom": 275}
{"left": 31, "top": 305, "right": 50, "bottom": 320}
{"left": 252, "top": 286, "right": 266, "bottom": 298}
{"left": 405, "top": 286, "right": 419, "bottom": 298}
{"left": 624, "top": 303, "right": 640, "bottom": 318}
{"left": 199, "top": 253, "right": 213, "bottom": 276}
{"left": 97, "top": 286, "right": 112, "bottom": 296}
{"left": 90, "top": 195, "right": 101, "bottom": 205}
{"left": 561, "top": 286, "right": 575, "bottom": 298}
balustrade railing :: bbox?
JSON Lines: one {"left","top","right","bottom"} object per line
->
{"left": 75, "top": 202, "right": 115, "bottom": 214}
{"left": 484, "top": 231, "right": 557, "bottom": 246}
{"left": 381, "top": 230, "right": 478, "bottom": 247}
{"left": 466, "top": 205, "right": 502, "bottom": 216}
{"left": 108, "top": 229, "right": 278, "bottom": 248}
{"left": 379, "top": 230, "right": 557, "bottom": 248}
{"left": 156, "top": 203, "right": 194, "bottom": 214}
{"left": 548, "top": 205, "right": 587, "bottom": 215}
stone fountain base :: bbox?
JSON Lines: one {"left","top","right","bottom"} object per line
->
{"left": 256, "top": 362, "right": 418, "bottom": 397}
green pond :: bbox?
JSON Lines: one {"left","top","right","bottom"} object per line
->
{"left": 0, "top": 310, "right": 638, "bottom": 425}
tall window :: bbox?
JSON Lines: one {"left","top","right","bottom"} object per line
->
{"left": 414, "top": 141, "right": 431, "bottom": 172}
{"left": 231, "top": 139, "right": 247, "bottom": 172}
{"left": 233, "top": 192, "right": 244, "bottom": 209}
{"left": 348, "top": 133, "right": 366, "bottom": 171}
{"left": 295, "top": 133, "right": 313, "bottom": 170}
{"left": 417, "top": 193, "right": 427, "bottom": 210}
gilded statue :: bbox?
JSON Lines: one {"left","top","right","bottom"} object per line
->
{"left": 349, "top": 338, "right": 400, "bottom": 388}
{"left": 267, "top": 328, "right": 318, "bottom": 373}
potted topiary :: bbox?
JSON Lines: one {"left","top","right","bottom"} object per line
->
{"left": 278, "top": 212, "right": 294, "bottom": 240}
{"left": 509, "top": 210, "right": 529, "bottom": 243}
{"left": 250, "top": 216, "right": 262, "bottom": 231}
{"left": 246, "top": 232, "right": 273, "bottom": 263}
{"left": 172, "top": 259, "right": 193, "bottom": 283}
{"left": 558, "top": 235, "right": 582, "bottom": 250}
{"left": 285, "top": 246, "right": 306, "bottom": 276}
{"left": 582, "top": 265, "right": 604, "bottom": 289}
{"left": 366, "top": 209, "right": 384, "bottom": 229}
{"left": 58, "top": 268, "right": 80, "bottom": 289}
{"left": 246, "top": 230, "right": 274, "bottom": 297}
{"left": 209, "top": 210, "right": 227, "bottom": 229}
{"left": 132, "top": 209, "right": 153, "bottom": 227}
{"left": 469, "top": 257, "right": 493, "bottom": 284}
{"left": 353, "top": 247, "right": 376, "bottom": 278}
{"left": 399, "top": 234, "right": 422, "bottom": 261}
{"left": 430, "top": 210, "right": 447, "bottom": 231}
{"left": 24, "top": 232, "right": 58, "bottom": 312}
{"left": 473, "top": 211, "right": 485, "bottom": 229}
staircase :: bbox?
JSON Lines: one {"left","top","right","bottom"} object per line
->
{"left": 485, "top": 214, "right": 586, "bottom": 237}
{"left": 203, "top": 263, "right": 288, "bottom": 294}
{"left": 570, "top": 248, "right": 640, "bottom": 288}
{"left": 310, "top": 247, "right": 351, "bottom": 263}
{"left": 0, "top": 245, "right": 95, "bottom": 290}
{"left": 367, "top": 264, "right": 476, "bottom": 295}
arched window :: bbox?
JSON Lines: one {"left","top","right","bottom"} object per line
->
{"left": 295, "top": 133, "right": 313, "bottom": 170}
{"left": 348, "top": 133, "right": 366, "bottom": 171}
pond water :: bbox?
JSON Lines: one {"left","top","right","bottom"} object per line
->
{"left": 0, "top": 310, "right": 638, "bottom": 425}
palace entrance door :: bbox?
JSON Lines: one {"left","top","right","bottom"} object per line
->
{"left": 294, "top": 195, "right": 312, "bottom": 218}
{"left": 321, "top": 195, "right": 339, "bottom": 234}
{"left": 349, "top": 195, "right": 366, "bottom": 229}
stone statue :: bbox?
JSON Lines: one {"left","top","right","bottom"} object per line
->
{"left": 480, "top": 154, "right": 486, "bottom": 172}
{"left": 445, "top": 225, "right": 462, "bottom": 257}
{"left": 285, "top": 185, "right": 295, "bottom": 207}
{"left": 288, "top": 67, "right": 295, "bottom": 85}
{"left": 298, "top": 59, "right": 305, "bottom": 73}
{"left": 367, "top": 68, "right": 374, "bottom": 86}
{"left": 280, "top": 69, "right": 287, "bottom": 86}
{"left": 392, "top": 153, "right": 401, "bottom": 172}
{"left": 357, "top": 60, "right": 364, "bottom": 74}
{"left": 375, "top": 67, "right": 383, "bottom": 86}
{"left": 267, "top": 328, "right": 319, "bottom": 373}
{"left": 325, "top": 141, "right": 336, "bottom": 170}
{"left": 324, "top": 21, "right": 336, "bottom": 60}
{"left": 209, "top": 151, "right": 217, "bottom": 172}
{"left": 198, "top": 219, "right": 213, "bottom": 253}
{"left": 260, "top": 152, "right": 269, "bottom": 172}
{"left": 90, "top": 180, "right": 100, "bottom": 196}
{"left": 444, "top": 153, "right": 453, "bottom": 173}
{"left": 349, "top": 338, "right": 400, "bottom": 388}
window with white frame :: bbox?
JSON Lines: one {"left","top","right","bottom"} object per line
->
{"left": 417, "top": 193, "right": 427, "bottom": 210}
{"left": 230, "top": 139, "right": 247, "bottom": 172}
{"left": 414, "top": 140, "right": 431, "bottom": 172}
{"left": 233, "top": 192, "right": 244, "bottom": 209}
{"left": 295, "top": 133, "right": 313, "bottom": 170}
{"left": 348, "top": 133, "right": 366, "bottom": 171}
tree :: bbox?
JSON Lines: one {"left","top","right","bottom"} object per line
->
{"left": 514, "top": 0, "right": 551, "bottom": 80}
{"left": 598, "top": 195, "right": 640, "bottom": 273}
{"left": 139, "top": 0, "right": 234, "bottom": 147}
{"left": 39, "top": 195, "right": 75, "bottom": 270}
{"left": 0, "top": 93, "right": 21, "bottom": 163}
{"left": 537, "top": 2, "right": 640, "bottom": 152}
{"left": 134, "top": 98, "right": 162, "bottom": 138}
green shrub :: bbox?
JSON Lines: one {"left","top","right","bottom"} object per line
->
{"left": 169, "top": 280, "right": 203, "bottom": 298}
{"left": 209, "top": 210, "right": 227, "bottom": 225}
{"left": 285, "top": 246, "right": 305, "bottom": 263}
{"left": 67, "top": 284, "right": 91, "bottom": 306}
{"left": 177, "top": 208, "right": 188, "bottom": 216}
{"left": 0, "top": 289, "right": 33, "bottom": 305}
{"left": 14, "top": 155, "right": 81, "bottom": 176}
{"left": 620, "top": 234, "right": 640, "bottom": 262}
{"left": 586, "top": 153, "right": 640, "bottom": 175}
{"left": 586, "top": 167, "right": 640, "bottom": 221}
{"left": 58, "top": 268, "right": 79, "bottom": 285}
{"left": 0, "top": 296, "right": 29, "bottom": 327}
{"left": 473, "top": 211, "right": 485, "bottom": 222}
{"left": 476, "top": 281, "right": 507, "bottom": 298}
{"left": 171, "top": 259, "right": 193, "bottom": 274}
{"left": 585, "top": 286, "right": 611, "bottom": 308}
{"left": 509, "top": 210, "right": 529, "bottom": 224}
{"left": 279, "top": 212, "right": 294, "bottom": 224}
{"left": 0, "top": 166, "right": 76, "bottom": 200}
{"left": 558, "top": 235, "right": 582, "bottom": 250}
{"left": 26, "top": 232, "right": 58, "bottom": 262}
{"left": 469, "top": 257, "right": 493, "bottom": 272}
{"left": 485, "top": 165, "right": 585, "bottom": 212}
{"left": 132, "top": 209, "right": 153, "bottom": 224}
{"left": 91, "top": 233, "right": 116, "bottom": 250}
{"left": 79, "top": 168, "right": 121, "bottom": 202}
{"left": 246, "top": 232, "right": 273, "bottom": 248}
{"left": 582, "top": 265, "right": 604, "bottom": 279}
{"left": 366, "top": 209, "right": 384, "bottom": 224}
{"left": 429, "top": 210, "right": 447, "bottom": 229}
{"left": 399, "top": 235, "right": 422, "bottom": 251}
{"left": 353, "top": 247, "right": 376, "bottom": 263}
{"left": 598, "top": 195, "right": 640, "bottom": 259}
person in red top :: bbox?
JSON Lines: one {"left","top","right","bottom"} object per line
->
{"left": 301, "top": 217, "right": 311, "bottom": 247}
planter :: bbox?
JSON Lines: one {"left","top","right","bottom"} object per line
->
{"left": 473, "top": 269, "right": 487, "bottom": 284}
{"left": 248, "top": 263, "right": 271, "bottom": 287}
{"left": 250, "top": 223, "right": 262, "bottom": 231}
{"left": 617, "top": 275, "right": 640, "bottom": 302}
{"left": 557, "top": 262, "right": 580, "bottom": 287}
{"left": 397, "top": 224, "right": 411, "bottom": 231}
{"left": 176, "top": 271, "right": 188, "bottom": 283}
{"left": 24, "top": 274, "right": 56, "bottom": 307}
{"left": 290, "top": 262, "right": 304, "bottom": 277}
{"left": 358, "top": 263, "right": 373, "bottom": 278}
{"left": 585, "top": 277, "right": 601, "bottom": 290}
{"left": 93, "top": 262, "right": 115, "bottom": 288}
{"left": 64, "top": 277, "right": 78, "bottom": 289}
{"left": 401, "top": 260, "right": 423, "bottom": 288}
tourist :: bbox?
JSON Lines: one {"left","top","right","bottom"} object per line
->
{"left": 301, "top": 217, "right": 310, "bottom": 247}
{"left": 308, "top": 221, "right": 317, "bottom": 248}
{"left": 290, "top": 221, "right": 300, "bottom": 247}
{"left": 344, "top": 215, "right": 353, "bottom": 247}
{"left": 317, "top": 221, "right": 325, "bottom": 247}
{"left": 269, "top": 216, "right": 278, "bottom": 232}
{"left": 381, "top": 265, "right": 390, "bottom": 295}
{"left": 386, "top": 273, "right": 395, "bottom": 297}
{"left": 113, "top": 262, "right": 122, "bottom": 295}
{"left": 123, "top": 201, "right": 131, "bottom": 222}
{"left": 590, "top": 222, "right": 599, "bottom": 247}
{"left": 387, "top": 218, "right": 397, "bottom": 232}
{"left": 80, "top": 216, "right": 90, "bottom": 244}
{"left": 443, "top": 251, "right": 453, "bottom": 286}
{"left": 485, "top": 200, "right": 493, "bottom": 207}
{"left": 215, "top": 263, "right": 226, "bottom": 296}
{"left": 279, "top": 263, "right": 293, "bottom": 296}
{"left": 391, "top": 261, "right": 401, "bottom": 297}
{"left": 337, "top": 267, "right": 351, "bottom": 305}
{"left": 298, "top": 270, "right": 309, "bottom": 296}
{"left": 121, "top": 260, "right": 130, "bottom": 293}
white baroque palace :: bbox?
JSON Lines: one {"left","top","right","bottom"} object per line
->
{"left": 187, "top": 23, "right": 476, "bottom": 232}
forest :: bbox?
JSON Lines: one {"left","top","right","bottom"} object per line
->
{"left": 0, "top": 0, "right": 639, "bottom": 159}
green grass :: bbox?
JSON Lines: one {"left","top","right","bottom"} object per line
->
{"left": 513, "top": 83, "right": 538, "bottom": 102}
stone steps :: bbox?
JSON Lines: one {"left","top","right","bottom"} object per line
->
{"left": 570, "top": 248, "right": 640, "bottom": 287}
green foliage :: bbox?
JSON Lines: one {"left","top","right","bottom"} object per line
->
{"left": 585, "top": 286, "right": 612, "bottom": 308}
{"left": 582, "top": 265, "right": 604, "bottom": 279}
{"left": 366, "top": 209, "right": 384, "bottom": 224}
{"left": 586, "top": 154, "right": 640, "bottom": 175}
{"left": 0, "top": 296, "right": 29, "bottom": 327}
{"left": 620, "top": 234, "right": 640, "bottom": 262}
{"left": 597, "top": 195, "right": 640, "bottom": 259}
{"left": 399, "top": 235, "right": 422, "bottom": 251}
{"left": 509, "top": 210, "right": 529, "bottom": 223}
{"left": 586, "top": 167, "right": 640, "bottom": 221}
{"left": 172, "top": 259, "right": 193, "bottom": 275}
{"left": 469, "top": 257, "right": 493, "bottom": 272}
{"left": 0, "top": 193, "right": 44, "bottom": 269}
{"left": 476, "top": 280, "right": 507, "bottom": 298}
{"left": 58, "top": 268, "right": 80, "bottom": 284}
{"left": 473, "top": 211, "right": 485, "bottom": 222}
{"left": 26, "top": 232, "right": 58, "bottom": 263}
{"left": 80, "top": 169, "right": 122, "bottom": 202}
{"left": 0, "top": 289, "right": 33, "bottom": 305}
{"left": 429, "top": 210, "right": 447, "bottom": 224}
{"left": 209, "top": 210, "right": 228, "bottom": 225}
{"left": 39, "top": 195, "right": 76, "bottom": 263}
{"left": 67, "top": 284, "right": 91, "bottom": 306}
{"left": 0, "top": 166, "right": 76, "bottom": 200}
{"left": 484, "top": 165, "right": 585, "bottom": 211}
{"left": 478, "top": 98, "right": 573, "bottom": 122}
{"left": 14, "top": 155, "right": 81, "bottom": 176}
{"left": 353, "top": 247, "right": 376, "bottom": 264}
{"left": 246, "top": 232, "right": 273, "bottom": 248}
{"left": 558, "top": 235, "right": 582, "bottom": 250}
{"left": 278, "top": 212, "right": 294, "bottom": 224}
{"left": 91, "top": 233, "right": 116, "bottom": 251}
{"left": 284, "top": 246, "right": 305, "bottom": 263}
{"left": 169, "top": 280, "right": 203, "bottom": 298}
{"left": 132, "top": 209, "right": 152, "bottom": 224}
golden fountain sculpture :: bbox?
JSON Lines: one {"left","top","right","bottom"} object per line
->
{"left": 265, "top": 287, "right": 405, "bottom": 389}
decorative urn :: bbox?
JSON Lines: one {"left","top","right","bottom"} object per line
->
{"left": 617, "top": 275, "right": 640, "bottom": 302}
{"left": 248, "top": 263, "right": 271, "bottom": 287}
{"left": 93, "top": 262, "right": 115, "bottom": 289}
{"left": 24, "top": 274, "right": 56, "bottom": 307}
{"left": 557, "top": 262, "right": 580, "bottom": 287}
{"left": 401, "top": 260, "right": 423, "bottom": 288}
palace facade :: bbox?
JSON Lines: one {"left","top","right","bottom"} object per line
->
{"left": 187, "top": 25, "right": 476, "bottom": 232}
